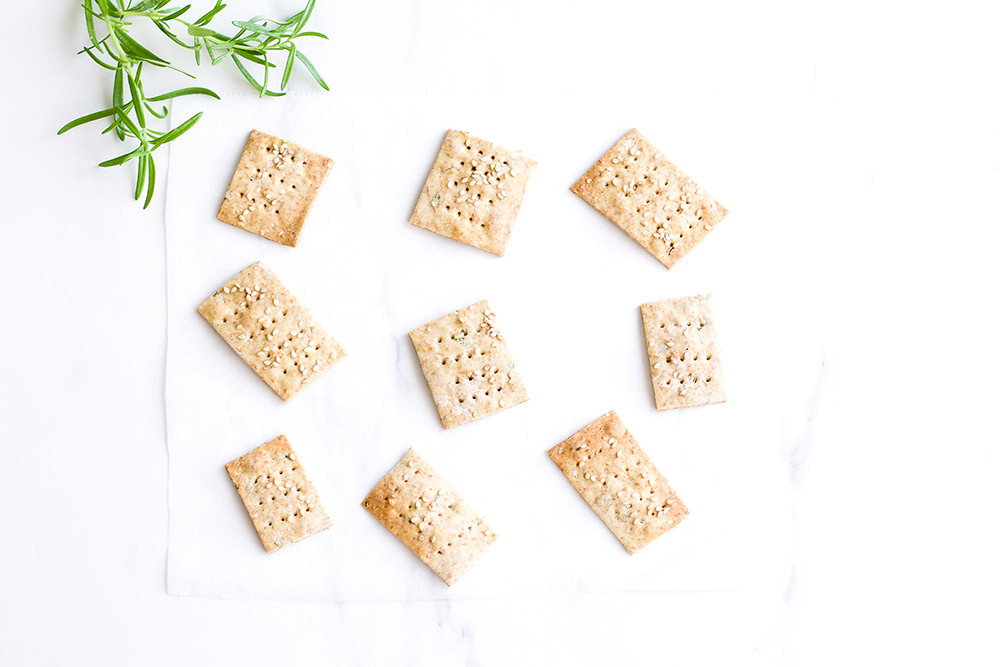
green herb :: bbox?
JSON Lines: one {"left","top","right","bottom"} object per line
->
{"left": 59, "top": 0, "right": 329, "bottom": 209}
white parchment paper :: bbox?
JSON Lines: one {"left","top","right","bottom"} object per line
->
{"left": 165, "top": 93, "right": 809, "bottom": 601}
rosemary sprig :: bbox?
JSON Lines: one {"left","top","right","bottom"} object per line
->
{"left": 59, "top": 0, "right": 328, "bottom": 209}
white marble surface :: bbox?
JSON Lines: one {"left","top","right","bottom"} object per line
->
{"left": 3, "top": 1, "right": 1000, "bottom": 664}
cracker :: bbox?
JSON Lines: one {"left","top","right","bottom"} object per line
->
{"left": 641, "top": 294, "right": 726, "bottom": 410}
{"left": 409, "top": 300, "right": 529, "bottom": 429}
{"left": 197, "top": 262, "right": 346, "bottom": 401}
{"left": 571, "top": 129, "right": 728, "bottom": 269}
{"left": 410, "top": 130, "right": 537, "bottom": 256}
{"left": 362, "top": 449, "right": 497, "bottom": 586}
{"left": 225, "top": 435, "right": 332, "bottom": 553}
{"left": 218, "top": 129, "right": 333, "bottom": 247}
{"left": 548, "top": 411, "right": 688, "bottom": 554}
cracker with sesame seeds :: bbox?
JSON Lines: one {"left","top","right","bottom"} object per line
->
{"left": 218, "top": 129, "right": 333, "bottom": 247}
{"left": 548, "top": 411, "right": 688, "bottom": 554}
{"left": 362, "top": 448, "right": 497, "bottom": 586}
{"left": 570, "top": 129, "right": 727, "bottom": 269}
{"left": 225, "top": 435, "right": 332, "bottom": 553}
{"left": 410, "top": 130, "right": 536, "bottom": 256}
{"left": 197, "top": 262, "right": 346, "bottom": 401}
{"left": 409, "top": 300, "right": 529, "bottom": 429}
{"left": 641, "top": 294, "right": 726, "bottom": 411}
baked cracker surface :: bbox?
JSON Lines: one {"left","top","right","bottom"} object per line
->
{"left": 197, "top": 262, "right": 346, "bottom": 401}
{"left": 409, "top": 300, "right": 529, "bottom": 429}
{"left": 218, "top": 129, "right": 333, "bottom": 247}
{"left": 225, "top": 435, "right": 332, "bottom": 553}
{"left": 571, "top": 129, "right": 727, "bottom": 269}
{"left": 362, "top": 448, "right": 497, "bottom": 586}
{"left": 410, "top": 129, "right": 536, "bottom": 256}
{"left": 548, "top": 411, "right": 688, "bottom": 554}
{"left": 640, "top": 294, "right": 726, "bottom": 410}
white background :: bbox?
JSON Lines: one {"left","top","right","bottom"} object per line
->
{"left": 2, "top": 1, "right": 999, "bottom": 664}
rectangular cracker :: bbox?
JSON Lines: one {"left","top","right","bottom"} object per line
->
{"left": 571, "top": 129, "right": 728, "bottom": 269}
{"left": 362, "top": 449, "right": 497, "bottom": 586}
{"left": 225, "top": 435, "right": 332, "bottom": 553}
{"left": 641, "top": 294, "right": 726, "bottom": 410}
{"left": 218, "top": 129, "right": 334, "bottom": 247}
{"left": 409, "top": 300, "right": 529, "bottom": 429}
{"left": 410, "top": 129, "right": 537, "bottom": 256}
{"left": 548, "top": 411, "right": 688, "bottom": 554}
{"left": 198, "top": 262, "right": 346, "bottom": 401}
